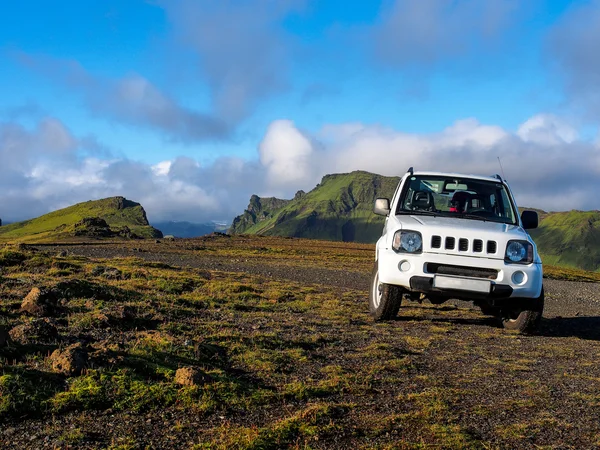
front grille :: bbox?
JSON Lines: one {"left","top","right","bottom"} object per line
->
{"left": 430, "top": 235, "right": 497, "bottom": 255}
{"left": 426, "top": 263, "right": 498, "bottom": 280}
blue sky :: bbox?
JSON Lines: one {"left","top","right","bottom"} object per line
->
{"left": 1, "top": 0, "right": 599, "bottom": 223}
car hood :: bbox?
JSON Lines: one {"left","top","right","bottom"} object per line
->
{"left": 392, "top": 214, "right": 533, "bottom": 258}
{"left": 398, "top": 215, "right": 524, "bottom": 235}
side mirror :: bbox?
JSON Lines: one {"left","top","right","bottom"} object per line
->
{"left": 521, "top": 210, "right": 538, "bottom": 230}
{"left": 374, "top": 198, "right": 391, "bottom": 216}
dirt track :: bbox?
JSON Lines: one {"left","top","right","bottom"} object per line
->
{"left": 39, "top": 241, "right": 600, "bottom": 319}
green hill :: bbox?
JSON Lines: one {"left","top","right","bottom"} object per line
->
{"left": 530, "top": 210, "right": 600, "bottom": 271}
{"left": 0, "top": 197, "right": 162, "bottom": 243}
{"left": 229, "top": 171, "right": 400, "bottom": 243}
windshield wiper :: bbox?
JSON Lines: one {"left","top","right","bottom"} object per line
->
{"left": 458, "top": 214, "right": 489, "bottom": 222}
{"left": 457, "top": 214, "right": 514, "bottom": 225}
{"left": 397, "top": 210, "right": 439, "bottom": 216}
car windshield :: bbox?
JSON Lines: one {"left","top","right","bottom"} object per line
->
{"left": 396, "top": 175, "right": 517, "bottom": 225}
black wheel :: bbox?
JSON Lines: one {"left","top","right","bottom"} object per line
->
{"left": 500, "top": 287, "right": 544, "bottom": 334}
{"left": 369, "top": 262, "right": 402, "bottom": 321}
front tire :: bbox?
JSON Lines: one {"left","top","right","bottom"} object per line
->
{"left": 500, "top": 287, "right": 544, "bottom": 334}
{"left": 369, "top": 262, "right": 402, "bottom": 321}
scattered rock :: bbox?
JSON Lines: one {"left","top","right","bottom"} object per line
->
{"left": 48, "top": 343, "right": 88, "bottom": 376}
{"left": 175, "top": 367, "right": 210, "bottom": 386}
{"left": 277, "top": 292, "right": 296, "bottom": 302}
{"left": 111, "top": 305, "right": 136, "bottom": 321}
{"left": 196, "top": 270, "right": 212, "bottom": 280}
{"left": 0, "top": 325, "right": 10, "bottom": 347}
{"left": 104, "top": 267, "right": 123, "bottom": 280}
{"left": 91, "top": 265, "right": 107, "bottom": 276}
{"left": 9, "top": 318, "right": 59, "bottom": 344}
{"left": 21, "top": 287, "right": 59, "bottom": 317}
{"left": 94, "top": 313, "right": 111, "bottom": 327}
{"left": 72, "top": 217, "right": 112, "bottom": 236}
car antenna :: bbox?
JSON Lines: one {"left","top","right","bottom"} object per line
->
{"left": 497, "top": 156, "right": 506, "bottom": 180}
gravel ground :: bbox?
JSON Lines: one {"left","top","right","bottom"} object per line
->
{"left": 36, "top": 242, "right": 600, "bottom": 319}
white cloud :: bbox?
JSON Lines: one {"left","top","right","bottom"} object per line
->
{"left": 259, "top": 119, "right": 316, "bottom": 189}
{"left": 152, "top": 161, "right": 172, "bottom": 177}
{"left": 517, "top": 114, "right": 578, "bottom": 145}
{"left": 1, "top": 114, "right": 600, "bottom": 226}
{"left": 37, "top": 118, "right": 78, "bottom": 154}
{"left": 18, "top": 55, "right": 229, "bottom": 143}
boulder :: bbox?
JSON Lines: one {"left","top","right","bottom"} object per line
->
{"left": 48, "top": 343, "right": 88, "bottom": 376}
{"left": 175, "top": 367, "right": 210, "bottom": 386}
{"left": 90, "top": 265, "right": 122, "bottom": 280}
{"left": 9, "top": 318, "right": 59, "bottom": 344}
{"left": 21, "top": 287, "right": 59, "bottom": 317}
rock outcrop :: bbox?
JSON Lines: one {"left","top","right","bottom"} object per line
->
{"left": 9, "top": 318, "right": 59, "bottom": 344}
{"left": 48, "top": 343, "right": 88, "bottom": 376}
{"left": 229, "top": 195, "right": 291, "bottom": 234}
{"left": 175, "top": 367, "right": 210, "bottom": 386}
{"left": 21, "top": 288, "right": 59, "bottom": 317}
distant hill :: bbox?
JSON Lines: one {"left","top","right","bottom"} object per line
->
{"left": 153, "top": 221, "right": 229, "bottom": 238}
{"left": 229, "top": 171, "right": 399, "bottom": 243}
{"left": 529, "top": 210, "right": 600, "bottom": 271}
{"left": 0, "top": 197, "right": 162, "bottom": 243}
{"left": 231, "top": 171, "right": 600, "bottom": 272}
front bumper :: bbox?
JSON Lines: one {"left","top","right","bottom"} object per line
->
{"left": 377, "top": 249, "right": 543, "bottom": 300}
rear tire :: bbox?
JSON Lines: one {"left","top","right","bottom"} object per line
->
{"left": 500, "top": 287, "right": 544, "bottom": 334}
{"left": 369, "top": 262, "right": 402, "bottom": 321}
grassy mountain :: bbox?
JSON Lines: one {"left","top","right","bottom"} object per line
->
{"left": 0, "top": 197, "right": 162, "bottom": 243}
{"left": 229, "top": 195, "right": 293, "bottom": 235}
{"left": 529, "top": 210, "right": 600, "bottom": 271}
{"left": 230, "top": 171, "right": 400, "bottom": 243}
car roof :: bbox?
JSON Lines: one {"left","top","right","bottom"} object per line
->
{"left": 410, "top": 171, "right": 503, "bottom": 183}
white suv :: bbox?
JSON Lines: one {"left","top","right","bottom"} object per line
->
{"left": 370, "top": 168, "right": 543, "bottom": 333}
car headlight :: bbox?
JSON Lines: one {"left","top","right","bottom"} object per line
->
{"left": 392, "top": 230, "right": 422, "bottom": 253}
{"left": 505, "top": 240, "right": 533, "bottom": 264}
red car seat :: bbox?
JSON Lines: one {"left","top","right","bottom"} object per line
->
{"left": 450, "top": 191, "right": 471, "bottom": 213}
